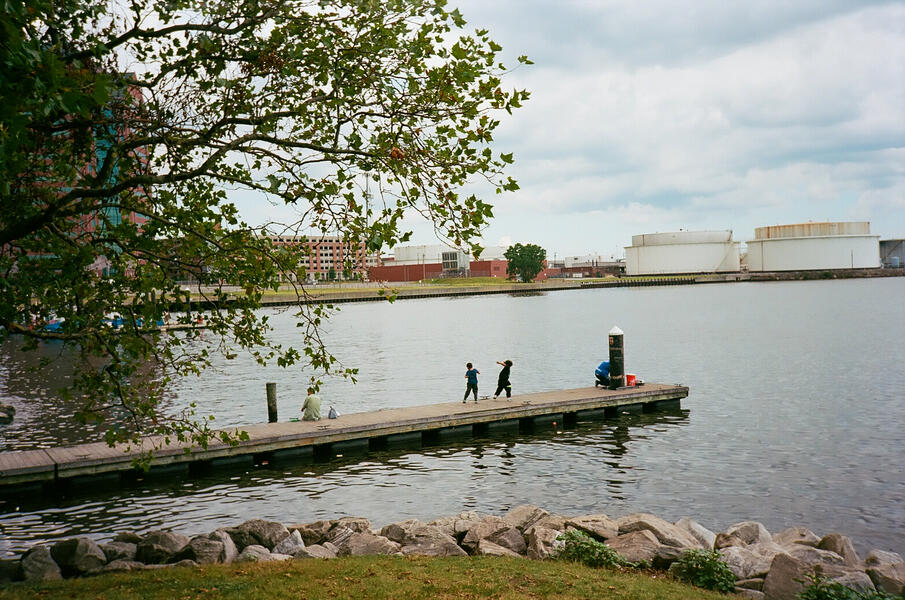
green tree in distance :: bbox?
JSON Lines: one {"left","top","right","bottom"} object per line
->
{"left": 0, "top": 0, "right": 529, "bottom": 458}
{"left": 504, "top": 243, "right": 546, "bottom": 282}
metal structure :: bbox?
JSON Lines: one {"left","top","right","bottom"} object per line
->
{"left": 745, "top": 221, "right": 880, "bottom": 272}
{"left": 624, "top": 230, "right": 740, "bottom": 275}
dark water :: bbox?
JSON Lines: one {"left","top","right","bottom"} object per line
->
{"left": 1, "top": 278, "right": 904, "bottom": 558}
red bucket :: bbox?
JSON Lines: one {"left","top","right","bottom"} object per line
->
{"left": 625, "top": 373, "right": 636, "bottom": 387}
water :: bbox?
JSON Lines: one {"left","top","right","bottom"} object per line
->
{"left": 1, "top": 278, "right": 903, "bottom": 558}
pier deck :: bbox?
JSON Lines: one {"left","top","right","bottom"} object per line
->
{"left": 0, "top": 383, "right": 687, "bottom": 490}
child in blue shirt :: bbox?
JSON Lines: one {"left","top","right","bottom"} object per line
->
{"left": 463, "top": 362, "right": 480, "bottom": 403}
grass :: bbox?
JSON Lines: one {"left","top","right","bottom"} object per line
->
{"left": 3, "top": 555, "right": 729, "bottom": 599}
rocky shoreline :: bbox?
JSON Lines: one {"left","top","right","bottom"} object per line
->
{"left": 3, "top": 506, "right": 903, "bottom": 599}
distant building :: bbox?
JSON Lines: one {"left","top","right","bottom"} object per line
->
{"left": 368, "top": 244, "right": 509, "bottom": 282}
{"left": 745, "top": 222, "right": 880, "bottom": 272}
{"left": 265, "top": 235, "right": 381, "bottom": 281}
{"left": 625, "top": 231, "right": 740, "bottom": 275}
{"left": 880, "top": 239, "right": 905, "bottom": 268}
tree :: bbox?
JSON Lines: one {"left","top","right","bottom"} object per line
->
{"left": 0, "top": 0, "right": 529, "bottom": 456}
{"left": 504, "top": 243, "right": 546, "bottom": 282}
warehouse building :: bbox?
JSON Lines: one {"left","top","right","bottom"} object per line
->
{"left": 624, "top": 230, "right": 740, "bottom": 275}
{"left": 745, "top": 222, "right": 880, "bottom": 272}
{"left": 880, "top": 239, "right": 904, "bottom": 269}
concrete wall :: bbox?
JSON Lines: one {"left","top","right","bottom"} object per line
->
{"left": 746, "top": 235, "right": 880, "bottom": 271}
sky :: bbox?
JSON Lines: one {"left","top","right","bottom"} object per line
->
{"left": 406, "top": 0, "right": 905, "bottom": 258}
{"left": 233, "top": 1, "right": 905, "bottom": 259}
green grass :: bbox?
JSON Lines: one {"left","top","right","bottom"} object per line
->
{"left": 3, "top": 555, "right": 729, "bottom": 599}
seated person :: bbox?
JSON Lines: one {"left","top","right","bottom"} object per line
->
{"left": 595, "top": 360, "right": 610, "bottom": 387}
{"left": 301, "top": 388, "right": 322, "bottom": 421}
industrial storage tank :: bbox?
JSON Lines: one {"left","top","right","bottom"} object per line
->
{"left": 624, "top": 230, "right": 740, "bottom": 275}
{"left": 745, "top": 221, "right": 880, "bottom": 272}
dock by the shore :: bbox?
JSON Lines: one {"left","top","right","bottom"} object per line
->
{"left": 0, "top": 383, "right": 687, "bottom": 492}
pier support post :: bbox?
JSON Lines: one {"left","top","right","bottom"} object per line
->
{"left": 608, "top": 326, "right": 624, "bottom": 389}
{"left": 266, "top": 382, "right": 278, "bottom": 423}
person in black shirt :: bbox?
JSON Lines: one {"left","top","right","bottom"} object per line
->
{"left": 493, "top": 359, "right": 513, "bottom": 399}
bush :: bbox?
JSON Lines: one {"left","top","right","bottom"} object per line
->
{"left": 554, "top": 530, "right": 632, "bottom": 569}
{"left": 667, "top": 549, "right": 736, "bottom": 594}
{"left": 798, "top": 575, "right": 898, "bottom": 600}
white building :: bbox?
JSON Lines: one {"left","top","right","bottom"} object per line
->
{"left": 390, "top": 244, "right": 507, "bottom": 265}
{"left": 745, "top": 222, "right": 880, "bottom": 272}
{"left": 624, "top": 230, "right": 740, "bottom": 275}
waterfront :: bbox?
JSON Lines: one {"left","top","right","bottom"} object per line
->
{"left": 1, "top": 277, "right": 904, "bottom": 558}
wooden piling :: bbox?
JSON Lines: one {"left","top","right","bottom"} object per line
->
{"left": 266, "top": 382, "right": 278, "bottom": 423}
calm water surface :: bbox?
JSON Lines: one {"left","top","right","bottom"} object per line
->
{"left": 1, "top": 278, "right": 903, "bottom": 558}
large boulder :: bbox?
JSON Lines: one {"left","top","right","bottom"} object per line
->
{"left": 475, "top": 539, "right": 522, "bottom": 558}
{"left": 135, "top": 531, "right": 190, "bottom": 564}
{"left": 817, "top": 565, "right": 876, "bottom": 595}
{"left": 100, "top": 541, "right": 137, "bottom": 562}
{"left": 785, "top": 544, "right": 846, "bottom": 567}
{"left": 428, "top": 511, "right": 483, "bottom": 541}
{"left": 173, "top": 536, "right": 226, "bottom": 565}
{"left": 460, "top": 516, "right": 511, "bottom": 554}
{"left": 50, "top": 537, "right": 107, "bottom": 576}
{"left": 230, "top": 519, "right": 290, "bottom": 551}
{"left": 337, "top": 533, "right": 401, "bottom": 557}
{"left": 390, "top": 524, "right": 467, "bottom": 557}
{"left": 99, "top": 560, "right": 147, "bottom": 573}
{"left": 113, "top": 531, "right": 144, "bottom": 544}
{"left": 525, "top": 526, "right": 564, "bottom": 560}
{"left": 720, "top": 545, "right": 777, "bottom": 579}
{"left": 865, "top": 550, "right": 905, "bottom": 596}
{"left": 490, "top": 527, "right": 527, "bottom": 556}
{"left": 816, "top": 533, "right": 860, "bottom": 567}
{"left": 565, "top": 514, "right": 619, "bottom": 541}
{"left": 273, "top": 530, "right": 306, "bottom": 556}
{"left": 675, "top": 517, "right": 716, "bottom": 550}
{"left": 296, "top": 544, "right": 337, "bottom": 559}
{"left": 208, "top": 530, "right": 238, "bottom": 564}
{"left": 380, "top": 519, "right": 423, "bottom": 544}
{"left": 725, "top": 522, "right": 773, "bottom": 547}
{"left": 616, "top": 513, "right": 701, "bottom": 549}
{"left": 21, "top": 546, "right": 62, "bottom": 582}
{"left": 502, "top": 505, "right": 550, "bottom": 533}
{"left": 236, "top": 545, "right": 274, "bottom": 563}
{"left": 606, "top": 530, "right": 662, "bottom": 564}
{"left": 773, "top": 527, "right": 820, "bottom": 549}
{"left": 762, "top": 552, "right": 810, "bottom": 600}
{"left": 289, "top": 520, "right": 335, "bottom": 546}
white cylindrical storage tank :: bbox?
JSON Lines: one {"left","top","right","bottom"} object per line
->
{"left": 746, "top": 222, "right": 880, "bottom": 271}
{"left": 624, "top": 230, "right": 740, "bottom": 275}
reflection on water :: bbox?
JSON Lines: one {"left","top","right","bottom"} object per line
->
{"left": 0, "top": 409, "right": 687, "bottom": 557}
{"left": 2, "top": 278, "right": 905, "bottom": 558}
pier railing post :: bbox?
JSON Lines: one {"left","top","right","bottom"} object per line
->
{"left": 608, "top": 326, "right": 624, "bottom": 389}
{"left": 266, "top": 382, "right": 278, "bottom": 423}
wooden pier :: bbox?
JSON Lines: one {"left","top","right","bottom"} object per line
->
{"left": 0, "top": 383, "right": 687, "bottom": 492}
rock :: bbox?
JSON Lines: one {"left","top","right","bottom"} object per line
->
{"left": 475, "top": 539, "right": 522, "bottom": 558}
{"left": 380, "top": 519, "right": 423, "bottom": 544}
{"left": 651, "top": 545, "right": 685, "bottom": 570}
{"left": 50, "top": 537, "right": 107, "bottom": 576}
{"left": 21, "top": 546, "right": 62, "bottom": 582}
{"left": 606, "top": 530, "right": 662, "bottom": 564}
{"left": 616, "top": 513, "right": 701, "bottom": 549}
{"left": 735, "top": 589, "right": 766, "bottom": 599}
{"left": 113, "top": 531, "right": 144, "bottom": 544}
{"left": 566, "top": 514, "right": 619, "bottom": 542}
{"left": 0, "top": 411, "right": 12, "bottom": 424}
{"left": 273, "top": 530, "right": 306, "bottom": 556}
{"left": 525, "top": 526, "right": 564, "bottom": 560}
{"left": 325, "top": 525, "right": 358, "bottom": 550}
{"left": 208, "top": 530, "right": 239, "bottom": 564}
{"left": 864, "top": 550, "right": 905, "bottom": 595}
{"left": 429, "top": 511, "right": 483, "bottom": 541}
{"left": 720, "top": 545, "right": 777, "bottom": 579}
{"left": 785, "top": 544, "right": 846, "bottom": 567}
{"left": 391, "top": 524, "right": 467, "bottom": 557}
{"left": 502, "top": 505, "right": 550, "bottom": 533}
{"left": 337, "top": 533, "right": 401, "bottom": 557}
{"left": 135, "top": 531, "right": 190, "bottom": 564}
{"left": 232, "top": 519, "right": 290, "bottom": 550}
{"left": 819, "top": 566, "right": 876, "bottom": 594}
{"left": 715, "top": 532, "right": 746, "bottom": 549}
{"left": 236, "top": 545, "right": 273, "bottom": 563}
{"left": 773, "top": 527, "right": 820, "bottom": 548}
{"left": 817, "top": 533, "right": 860, "bottom": 567}
{"left": 490, "top": 527, "right": 527, "bottom": 556}
{"left": 675, "top": 517, "right": 716, "bottom": 549}
{"left": 99, "top": 559, "right": 147, "bottom": 573}
{"left": 164, "top": 559, "right": 200, "bottom": 569}
{"left": 736, "top": 577, "right": 766, "bottom": 591}
{"left": 322, "top": 541, "right": 340, "bottom": 555}
{"left": 461, "top": 516, "right": 511, "bottom": 554}
{"left": 334, "top": 516, "right": 372, "bottom": 533}
{"left": 534, "top": 514, "right": 569, "bottom": 532}
{"left": 762, "top": 553, "right": 810, "bottom": 600}
{"left": 726, "top": 522, "right": 773, "bottom": 547}
{"left": 100, "top": 541, "right": 137, "bottom": 562}
{"left": 296, "top": 544, "right": 337, "bottom": 559}
{"left": 289, "top": 520, "right": 334, "bottom": 546}
{"left": 173, "top": 536, "right": 225, "bottom": 565}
